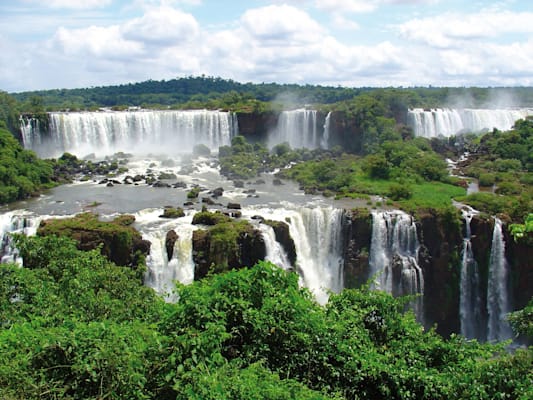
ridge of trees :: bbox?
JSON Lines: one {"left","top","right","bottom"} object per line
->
{"left": 9, "top": 76, "right": 533, "bottom": 111}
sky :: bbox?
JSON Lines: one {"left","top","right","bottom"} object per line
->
{"left": 1, "top": 0, "right": 532, "bottom": 92}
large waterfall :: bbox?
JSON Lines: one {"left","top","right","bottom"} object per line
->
{"left": 459, "top": 208, "right": 484, "bottom": 340}
{"left": 369, "top": 210, "right": 424, "bottom": 319}
{"left": 268, "top": 109, "right": 329, "bottom": 150}
{"left": 244, "top": 205, "right": 345, "bottom": 304}
{"left": 408, "top": 108, "right": 533, "bottom": 137}
{"left": 487, "top": 218, "right": 513, "bottom": 342}
{"left": 21, "top": 110, "right": 238, "bottom": 158}
{"left": 134, "top": 209, "right": 196, "bottom": 300}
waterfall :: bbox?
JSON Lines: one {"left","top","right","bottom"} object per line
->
{"left": 459, "top": 207, "right": 484, "bottom": 340}
{"left": 321, "top": 111, "right": 331, "bottom": 149}
{"left": 21, "top": 110, "right": 238, "bottom": 158}
{"left": 134, "top": 209, "right": 196, "bottom": 300}
{"left": 369, "top": 210, "right": 424, "bottom": 319}
{"left": 487, "top": 218, "right": 513, "bottom": 342}
{"left": 0, "top": 211, "right": 42, "bottom": 264}
{"left": 245, "top": 205, "right": 345, "bottom": 304}
{"left": 258, "top": 223, "right": 292, "bottom": 271}
{"left": 408, "top": 108, "right": 533, "bottom": 137}
{"left": 269, "top": 109, "right": 322, "bottom": 149}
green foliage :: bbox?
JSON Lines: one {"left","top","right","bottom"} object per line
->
{"left": 508, "top": 297, "right": 533, "bottom": 338}
{"left": 388, "top": 182, "right": 413, "bottom": 200}
{"left": 160, "top": 207, "right": 185, "bottom": 219}
{"left": 509, "top": 213, "right": 533, "bottom": 243}
{"left": 0, "top": 126, "right": 55, "bottom": 203}
{"left": 1, "top": 246, "right": 532, "bottom": 399}
{"left": 478, "top": 173, "right": 495, "bottom": 187}
{"left": 36, "top": 212, "right": 146, "bottom": 268}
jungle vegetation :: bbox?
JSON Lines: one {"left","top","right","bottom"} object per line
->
{"left": 0, "top": 234, "right": 531, "bottom": 399}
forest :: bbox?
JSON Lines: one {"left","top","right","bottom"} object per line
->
{"left": 0, "top": 78, "right": 532, "bottom": 398}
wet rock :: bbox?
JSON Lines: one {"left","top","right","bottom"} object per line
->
{"left": 233, "top": 180, "right": 244, "bottom": 188}
{"left": 227, "top": 202, "right": 241, "bottom": 210}
{"left": 211, "top": 187, "right": 224, "bottom": 198}
{"left": 173, "top": 181, "right": 187, "bottom": 188}
{"left": 159, "top": 207, "right": 185, "bottom": 219}
{"left": 202, "top": 197, "right": 216, "bottom": 205}
{"left": 132, "top": 175, "right": 144, "bottom": 182}
{"left": 263, "top": 220, "right": 297, "bottom": 266}
{"left": 153, "top": 181, "right": 171, "bottom": 188}
{"left": 106, "top": 182, "right": 114, "bottom": 187}
{"left": 272, "top": 178, "right": 283, "bottom": 186}
{"left": 254, "top": 179, "right": 266, "bottom": 185}
{"left": 165, "top": 230, "right": 178, "bottom": 261}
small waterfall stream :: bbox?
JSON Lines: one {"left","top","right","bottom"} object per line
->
{"left": 459, "top": 208, "right": 484, "bottom": 340}
{"left": 268, "top": 109, "right": 322, "bottom": 149}
{"left": 487, "top": 218, "right": 513, "bottom": 342}
{"left": 369, "top": 210, "right": 424, "bottom": 319}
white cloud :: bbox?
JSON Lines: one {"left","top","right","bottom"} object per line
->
{"left": 240, "top": 5, "right": 325, "bottom": 43}
{"left": 315, "top": 0, "right": 377, "bottom": 14}
{"left": 51, "top": 25, "right": 144, "bottom": 59}
{"left": 2, "top": 1, "right": 533, "bottom": 91}
{"left": 21, "top": 0, "right": 112, "bottom": 9}
{"left": 398, "top": 10, "right": 533, "bottom": 48}
{"left": 122, "top": 5, "right": 199, "bottom": 45}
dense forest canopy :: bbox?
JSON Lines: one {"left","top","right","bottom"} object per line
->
{"left": 0, "top": 235, "right": 531, "bottom": 399}
{"left": 9, "top": 76, "right": 533, "bottom": 112}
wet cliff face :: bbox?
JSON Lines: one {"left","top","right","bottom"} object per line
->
{"left": 416, "top": 209, "right": 464, "bottom": 336}
{"left": 236, "top": 112, "right": 278, "bottom": 143}
{"left": 343, "top": 209, "right": 372, "bottom": 289}
{"left": 505, "top": 230, "right": 533, "bottom": 312}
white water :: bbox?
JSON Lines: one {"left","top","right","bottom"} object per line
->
{"left": 321, "top": 111, "right": 331, "bottom": 149}
{"left": 487, "top": 218, "right": 513, "bottom": 342}
{"left": 459, "top": 207, "right": 483, "bottom": 340}
{"left": 21, "top": 110, "right": 238, "bottom": 158}
{"left": 134, "top": 208, "right": 196, "bottom": 300}
{"left": 0, "top": 211, "right": 42, "bottom": 264}
{"left": 408, "top": 108, "right": 533, "bottom": 137}
{"left": 258, "top": 223, "right": 292, "bottom": 271}
{"left": 269, "top": 109, "right": 323, "bottom": 149}
{"left": 243, "top": 205, "right": 345, "bottom": 304}
{"left": 369, "top": 210, "right": 424, "bottom": 319}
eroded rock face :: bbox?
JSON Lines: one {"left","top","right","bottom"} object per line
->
{"left": 342, "top": 209, "right": 372, "bottom": 289}
{"left": 263, "top": 220, "right": 297, "bottom": 266}
{"left": 165, "top": 230, "right": 178, "bottom": 261}
{"left": 416, "top": 209, "right": 464, "bottom": 336}
{"left": 504, "top": 230, "right": 533, "bottom": 313}
{"left": 37, "top": 213, "right": 150, "bottom": 268}
{"left": 192, "top": 212, "right": 266, "bottom": 280}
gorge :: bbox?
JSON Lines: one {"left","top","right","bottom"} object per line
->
{"left": 3, "top": 106, "right": 532, "bottom": 342}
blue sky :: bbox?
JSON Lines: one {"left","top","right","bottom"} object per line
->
{"left": 1, "top": 0, "right": 532, "bottom": 92}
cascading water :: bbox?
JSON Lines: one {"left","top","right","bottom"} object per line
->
{"left": 244, "top": 205, "right": 345, "bottom": 304}
{"left": 258, "top": 223, "right": 292, "bottom": 271}
{"left": 0, "top": 211, "right": 42, "bottom": 264}
{"left": 321, "top": 111, "right": 331, "bottom": 149}
{"left": 487, "top": 218, "right": 513, "bottom": 342}
{"left": 408, "top": 108, "right": 533, "bottom": 138}
{"left": 369, "top": 210, "right": 424, "bottom": 319}
{"left": 21, "top": 109, "right": 238, "bottom": 158}
{"left": 459, "top": 207, "right": 484, "bottom": 340}
{"left": 134, "top": 208, "right": 196, "bottom": 300}
{"left": 269, "top": 109, "right": 322, "bottom": 149}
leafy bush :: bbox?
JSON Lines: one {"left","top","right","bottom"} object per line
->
{"left": 478, "top": 173, "right": 495, "bottom": 187}
{"left": 388, "top": 182, "right": 413, "bottom": 200}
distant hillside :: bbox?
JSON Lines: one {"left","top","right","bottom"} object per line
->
{"left": 10, "top": 76, "right": 533, "bottom": 112}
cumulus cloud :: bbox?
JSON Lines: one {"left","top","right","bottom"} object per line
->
{"left": 2, "top": 1, "right": 533, "bottom": 91}
{"left": 21, "top": 0, "right": 112, "bottom": 9}
{"left": 122, "top": 6, "right": 199, "bottom": 45}
{"left": 240, "top": 4, "right": 325, "bottom": 43}
{"left": 398, "top": 10, "right": 533, "bottom": 48}
{"left": 315, "top": 0, "right": 377, "bottom": 13}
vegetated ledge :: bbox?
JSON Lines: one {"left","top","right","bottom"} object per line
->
{"left": 191, "top": 210, "right": 266, "bottom": 280}
{"left": 37, "top": 212, "right": 150, "bottom": 269}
